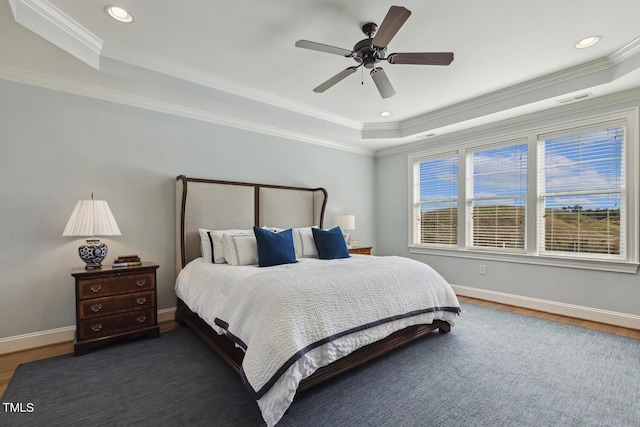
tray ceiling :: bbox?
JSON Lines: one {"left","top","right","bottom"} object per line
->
{"left": 5, "top": 0, "right": 640, "bottom": 154}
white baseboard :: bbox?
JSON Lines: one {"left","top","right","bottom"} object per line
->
{"left": 0, "top": 307, "right": 177, "bottom": 356}
{"left": 452, "top": 284, "right": 640, "bottom": 330}
{"left": 0, "top": 326, "right": 76, "bottom": 356}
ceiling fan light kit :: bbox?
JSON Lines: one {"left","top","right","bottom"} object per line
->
{"left": 295, "top": 6, "right": 454, "bottom": 99}
{"left": 371, "top": 67, "right": 396, "bottom": 99}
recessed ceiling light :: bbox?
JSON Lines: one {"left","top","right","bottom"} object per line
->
{"left": 379, "top": 111, "right": 392, "bottom": 117}
{"left": 105, "top": 5, "right": 134, "bottom": 23}
{"left": 575, "top": 36, "right": 601, "bottom": 49}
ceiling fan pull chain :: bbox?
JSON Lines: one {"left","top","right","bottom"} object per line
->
{"left": 361, "top": 66, "right": 364, "bottom": 85}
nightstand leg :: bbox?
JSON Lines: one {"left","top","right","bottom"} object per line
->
{"left": 74, "top": 343, "right": 90, "bottom": 356}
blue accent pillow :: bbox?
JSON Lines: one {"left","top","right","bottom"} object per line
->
{"left": 253, "top": 227, "right": 298, "bottom": 267}
{"left": 312, "top": 226, "right": 350, "bottom": 260}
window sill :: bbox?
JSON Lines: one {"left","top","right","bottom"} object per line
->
{"left": 408, "top": 246, "right": 639, "bottom": 274}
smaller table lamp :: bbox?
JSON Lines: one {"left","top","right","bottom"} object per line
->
{"left": 63, "top": 194, "right": 121, "bottom": 269}
{"left": 336, "top": 214, "right": 355, "bottom": 248}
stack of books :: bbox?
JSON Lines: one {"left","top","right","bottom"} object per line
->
{"left": 112, "top": 254, "right": 142, "bottom": 268}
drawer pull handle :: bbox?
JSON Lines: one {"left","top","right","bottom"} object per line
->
{"left": 90, "top": 284, "right": 102, "bottom": 293}
{"left": 136, "top": 315, "right": 147, "bottom": 323}
{"left": 136, "top": 297, "right": 147, "bottom": 305}
{"left": 91, "top": 323, "right": 103, "bottom": 332}
{"left": 90, "top": 304, "right": 102, "bottom": 312}
{"left": 136, "top": 279, "right": 146, "bottom": 286}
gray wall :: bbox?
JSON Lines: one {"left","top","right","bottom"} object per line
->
{"left": 0, "top": 79, "right": 376, "bottom": 338}
{"left": 2, "top": 81, "right": 638, "bottom": 342}
{"left": 375, "top": 97, "right": 640, "bottom": 317}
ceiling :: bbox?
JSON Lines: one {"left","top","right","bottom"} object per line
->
{"left": 6, "top": 0, "right": 640, "bottom": 154}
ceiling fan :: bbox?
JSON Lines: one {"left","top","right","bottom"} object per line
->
{"left": 295, "top": 6, "right": 454, "bottom": 99}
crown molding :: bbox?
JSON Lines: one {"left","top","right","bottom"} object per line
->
{"left": 361, "top": 121, "right": 402, "bottom": 132}
{"left": 100, "top": 45, "right": 364, "bottom": 132}
{"left": 402, "top": 58, "right": 612, "bottom": 129}
{"left": 376, "top": 87, "right": 640, "bottom": 157}
{"left": 10, "top": 0, "right": 363, "bottom": 132}
{"left": 365, "top": 57, "right": 615, "bottom": 139}
{"left": 609, "top": 36, "right": 640, "bottom": 64}
{"left": 366, "top": 37, "right": 640, "bottom": 138}
{"left": 10, "top": 0, "right": 102, "bottom": 69}
{"left": 0, "top": 65, "right": 374, "bottom": 156}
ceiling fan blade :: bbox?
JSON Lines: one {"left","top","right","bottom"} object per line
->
{"left": 372, "top": 6, "right": 411, "bottom": 49}
{"left": 387, "top": 52, "right": 454, "bottom": 66}
{"left": 313, "top": 66, "right": 359, "bottom": 93}
{"left": 295, "top": 40, "right": 353, "bottom": 57}
{"left": 370, "top": 67, "right": 396, "bottom": 99}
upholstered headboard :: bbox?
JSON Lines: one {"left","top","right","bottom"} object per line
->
{"left": 175, "top": 176, "right": 327, "bottom": 272}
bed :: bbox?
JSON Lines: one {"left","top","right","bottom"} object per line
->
{"left": 174, "top": 175, "right": 460, "bottom": 426}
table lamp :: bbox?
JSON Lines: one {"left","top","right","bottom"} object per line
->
{"left": 62, "top": 194, "right": 121, "bottom": 269}
{"left": 336, "top": 214, "right": 355, "bottom": 248}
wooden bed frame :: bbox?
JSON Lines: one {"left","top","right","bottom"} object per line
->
{"left": 174, "top": 175, "right": 451, "bottom": 393}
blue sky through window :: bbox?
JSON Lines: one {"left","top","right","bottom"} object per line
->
{"left": 543, "top": 127, "right": 623, "bottom": 210}
{"left": 418, "top": 127, "right": 623, "bottom": 212}
{"left": 471, "top": 144, "right": 527, "bottom": 206}
{"left": 418, "top": 156, "right": 458, "bottom": 212}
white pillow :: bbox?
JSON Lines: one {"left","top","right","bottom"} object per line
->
{"left": 198, "top": 228, "right": 215, "bottom": 263}
{"left": 199, "top": 228, "right": 252, "bottom": 263}
{"left": 222, "top": 233, "right": 259, "bottom": 266}
{"left": 293, "top": 227, "right": 319, "bottom": 258}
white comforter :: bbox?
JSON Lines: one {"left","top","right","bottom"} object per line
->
{"left": 175, "top": 255, "right": 460, "bottom": 426}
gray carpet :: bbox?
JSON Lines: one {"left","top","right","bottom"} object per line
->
{"left": 2, "top": 303, "right": 639, "bottom": 426}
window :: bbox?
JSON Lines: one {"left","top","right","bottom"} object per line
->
{"left": 412, "top": 153, "right": 458, "bottom": 246}
{"left": 409, "top": 109, "right": 638, "bottom": 272}
{"left": 538, "top": 126, "right": 624, "bottom": 259}
{"left": 467, "top": 143, "right": 527, "bottom": 250}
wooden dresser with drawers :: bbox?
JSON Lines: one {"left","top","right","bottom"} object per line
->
{"left": 71, "top": 262, "right": 160, "bottom": 356}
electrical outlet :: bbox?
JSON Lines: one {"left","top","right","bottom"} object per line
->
{"left": 479, "top": 265, "right": 487, "bottom": 275}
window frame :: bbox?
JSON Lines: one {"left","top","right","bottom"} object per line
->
{"left": 408, "top": 109, "right": 639, "bottom": 273}
{"left": 410, "top": 150, "right": 460, "bottom": 248}
{"left": 465, "top": 139, "right": 529, "bottom": 253}
{"left": 537, "top": 121, "right": 626, "bottom": 261}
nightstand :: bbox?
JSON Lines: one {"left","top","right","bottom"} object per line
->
{"left": 72, "top": 262, "right": 160, "bottom": 356}
{"left": 348, "top": 246, "right": 372, "bottom": 255}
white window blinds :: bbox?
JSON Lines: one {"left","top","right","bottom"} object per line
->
{"left": 467, "top": 143, "right": 528, "bottom": 250}
{"left": 538, "top": 126, "right": 624, "bottom": 258}
{"left": 414, "top": 154, "right": 458, "bottom": 245}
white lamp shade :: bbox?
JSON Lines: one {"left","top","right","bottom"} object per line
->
{"left": 336, "top": 214, "right": 355, "bottom": 230}
{"left": 62, "top": 199, "right": 121, "bottom": 237}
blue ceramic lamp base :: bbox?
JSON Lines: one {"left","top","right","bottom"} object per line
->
{"left": 78, "top": 238, "right": 109, "bottom": 269}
